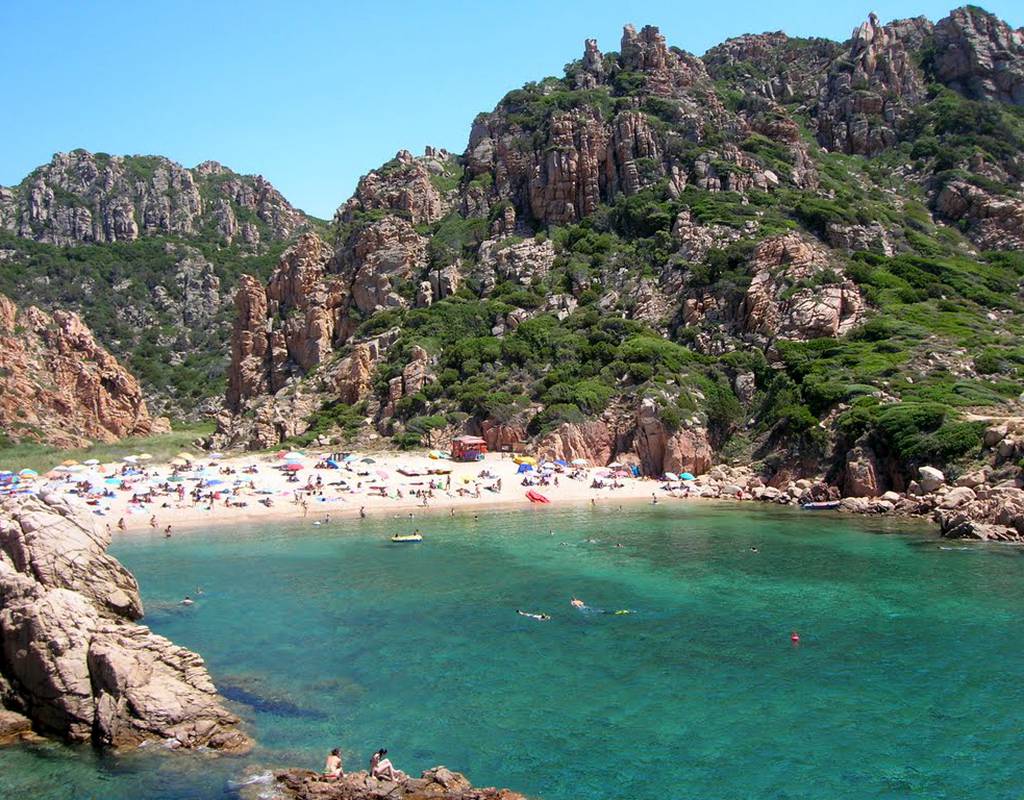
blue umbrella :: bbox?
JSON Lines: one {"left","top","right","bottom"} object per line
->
{"left": 554, "top": 459, "right": 568, "bottom": 466}
{"left": 326, "top": 459, "right": 340, "bottom": 468}
{"left": 680, "top": 472, "right": 696, "bottom": 481}
{"left": 517, "top": 463, "right": 534, "bottom": 474}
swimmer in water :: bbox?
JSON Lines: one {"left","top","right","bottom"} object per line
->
{"left": 517, "top": 610, "right": 551, "bottom": 621}
{"left": 790, "top": 631, "right": 800, "bottom": 643}
{"left": 164, "top": 525, "right": 172, "bottom": 538}
{"left": 181, "top": 596, "right": 194, "bottom": 606}
{"left": 750, "top": 546, "right": 759, "bottom": 553}
{"left": 570, "top": 597, "right": 585, "bottom": 609}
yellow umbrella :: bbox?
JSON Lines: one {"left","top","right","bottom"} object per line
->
{"left": 61, "top": 459, "right": 79, "bottom": 467}
{"left": 137, "top": 453, "right": 153, "bottom": 461}
{"left": 175, "top": 452, "right": 194, "bottom": 460}
{"left": 169, "top": 458, "right": 187, "bottom": 467}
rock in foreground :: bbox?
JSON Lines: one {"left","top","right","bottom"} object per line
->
{"left": 272, "top": 766, "right": 527, "bottom": 800}
{"left": 0, "top": 494, "right": 250, "bottom": 751}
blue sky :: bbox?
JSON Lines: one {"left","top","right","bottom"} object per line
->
{"left": 2, "top": 1, "right": 1021, "bottom": 219}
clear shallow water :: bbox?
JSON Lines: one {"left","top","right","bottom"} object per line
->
{"left": 3, "top": 503, "right": 1024, "bottom": 799}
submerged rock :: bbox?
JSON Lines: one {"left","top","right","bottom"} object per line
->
{"left": 0, "top": 494, "right": 250, "bottom": 752}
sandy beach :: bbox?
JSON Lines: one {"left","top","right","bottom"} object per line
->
{"left": 19, "top": 448, "right": 677, "bottom": 534}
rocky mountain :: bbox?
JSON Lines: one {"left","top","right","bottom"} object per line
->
{"left": 0, "top": 291, "right": 168, "bottom": 448}
{"left": 212, "top": 6, "right": 1024, "bottom": 500}
{"left": 0, "top": 493, "right": 249, "bottom": 751}
{"left": 0, "top": 151, "right": 320, "bottom": 418}
{"left": 0, "top": 150, "right": 308, "bottom": 247}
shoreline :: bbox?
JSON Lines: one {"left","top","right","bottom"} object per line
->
{"left": 18, "top": 445, "right": 1010, "bottom": 542}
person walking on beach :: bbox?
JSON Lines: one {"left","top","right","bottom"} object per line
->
{"left": 359, "top": 506, "right": 367, "bottom": 519}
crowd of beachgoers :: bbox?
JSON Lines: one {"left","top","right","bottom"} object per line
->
{"left": 0, "top": 447, "right": 697, "bottom": 532}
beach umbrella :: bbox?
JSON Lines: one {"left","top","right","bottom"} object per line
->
{"left": 663, "top": 472, "right": 678, "bottom": 481}
{"left": 284, "top": 451, "right": 304, "bottom": 460}
{"left": 18, "top": 468, "right": 38, "bottom": 478}
{"left": 608, "top": 461, "right": 624, "bottom": 469}
{"left": 209, "top": 452, "right": 225, "bottom": 460}
{"left": 175, "top": 451, "right": 193, "bottom": 460}
{"left": 83, "top": 459, "right": 100, "bottom": 466}
{"left": 361, "top": 457, "right": 376, "bottom": 464}
{"left": 137, "top": 453, "right": 153, "bottom": 461}
{"left": 517, "top": 463, "right": 534, "bottom": 474}
{"left": 428, "top": 450, "right": 443, "bottom": 459}
{"left": 284, "top": 463, "right": 303, "bottom": 472}
{"left": 326, "top": 459, "right": 340, "bottom": 468}
{"left": 680, "top": 472, "right": 696, "bottom": 481}
{"left": 169, "top": 457, "right": 187, "bottom": 467}
{"left": 61, "top": 459, "right": 79, "bottom": 467}
{"left": 554, "top": 459, "right": 568, "bottom": 466}
{"left": 343, "top": 454, "right": 358, "bottom": 462}
{"left": 66, "top": 464, "right": 86, "bottom": 473}
{"left": 571, "top": 458, "right": 589, "bottom": 466}
{"left": 121, "top": 455, "right": 138, "bottom": 464}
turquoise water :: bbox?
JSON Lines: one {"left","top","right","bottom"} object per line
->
{"left": 2, "top": 503, "right": 1024, "bottom": 799}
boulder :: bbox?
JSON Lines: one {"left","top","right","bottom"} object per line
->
{"left": 918, "top": 466, "right": 945, "bottom": 493}
{"left": 843, "top": 445, "right": 881, "bottom": 497}
{"left": 939, "top": 486, "right": 977, "bottom": 509}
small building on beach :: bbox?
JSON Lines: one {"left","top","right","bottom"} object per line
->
{"left": 451, "top": 435, "right": 488, "bottom": 461}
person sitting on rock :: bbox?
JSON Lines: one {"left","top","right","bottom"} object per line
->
{"left": 324, "top": 747, "right": 343, "bottom": 779}
{"left": 370, "top": 748, "right": 403, "bottom": 781}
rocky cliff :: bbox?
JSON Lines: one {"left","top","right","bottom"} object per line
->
{"left": 0, "top": 493, "right": 249, "bottom": 751}
{"left": 0, "top": 150, "right": 318, "bottom": 418}
{"left": 210, "top": 7, "right": 1024, "bottom": 498}
{"left": 0, "top": 291, "right": 168, "bottom": 448}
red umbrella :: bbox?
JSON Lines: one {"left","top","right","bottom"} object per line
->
{"left": 284, "top": 463, "right": 303, "bottom": 471}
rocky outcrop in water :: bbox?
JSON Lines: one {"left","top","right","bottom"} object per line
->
{"left": 270, "top": 766, "right": 526, "bottom": 800}
{"left": 0, "top": 494, "right": 249, "bottom": 751}
{"left": 0, "top": 292, "right": 169, "bottom": 448}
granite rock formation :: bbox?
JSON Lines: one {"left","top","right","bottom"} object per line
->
{"left": 0, "top": 292, "right": 169, "bottom": 448}
{"left": 0, "top": 494, "right": 249, "bottom": 751}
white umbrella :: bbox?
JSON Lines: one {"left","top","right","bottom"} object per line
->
{"left": 121, "top": 455, "right": 139, "bottom": 464}
{"left": 571, "top": 458, "right": 589, "bottom": 466}
{"left": 608, "top": 461, "right": 624, "bottom": 469}
{"left": 283, "top": 451, "right": 305, "bottom": 460}
{"left": 209, "top": 452, "right": 225, "bottom": 460}
{"left": 83, "top": 459, "right": 100, "bottom": 466}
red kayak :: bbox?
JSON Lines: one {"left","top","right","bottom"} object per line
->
{"left": 525, "top": 490, "right": 550, "bottom": 504}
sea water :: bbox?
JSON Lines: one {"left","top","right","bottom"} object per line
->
{"left": 2, "top": 503, "right": 1023, "bottom": 799}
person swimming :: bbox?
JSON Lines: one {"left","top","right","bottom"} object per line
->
{"left": 517, "top": 610, "right": 551, "bottom": 621}
{"left": 791, "top": 631, "right": 800, "bottom": 643}
{"left": 570, "top": 597, "right": 585, "bottom": 608}
{"left": 750, "top": 546, "right": 759, "bottom": 553}
{"left": 181, "top": 596, "right": 194, "bottom": 606}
